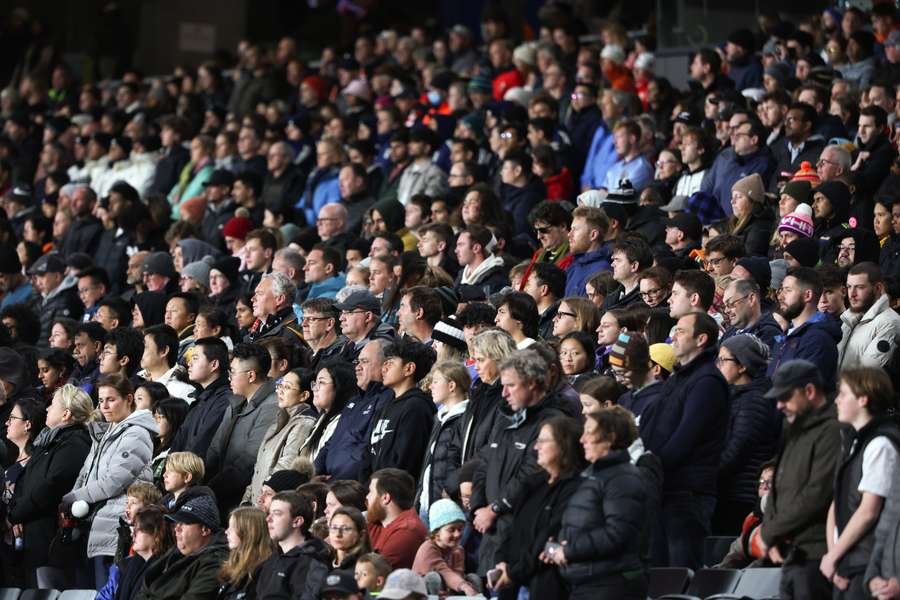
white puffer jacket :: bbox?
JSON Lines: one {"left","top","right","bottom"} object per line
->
{"left": 837, "top": 293, "right": 900, "bottom": 369}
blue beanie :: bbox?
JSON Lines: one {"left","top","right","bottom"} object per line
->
{"left": 428, "top": 499, "right": 466, "bottom": 533}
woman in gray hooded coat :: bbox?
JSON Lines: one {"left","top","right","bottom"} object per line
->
{"left": 62, "top": 373, "right": 158, "bottom": 589}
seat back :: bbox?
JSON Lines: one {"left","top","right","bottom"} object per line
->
{"left": 703, "top": 536, "right": 736, "bottom": 566}
{"left": 0, "top": 588, "right": 22, "bottom": 600}
{"left": 58, "top": 591, "right": 98, "bottom": 600}
{"left": 732, "top": 567, "right": 782, "bottom": 598}
{"left": 686, "top": 568, "right": 741, "bottom": 597}
{"left": 649, "top": 567, "right": 693, "bottom": 598}
{"left": 19, "top": 591, "right": 60, "bottom": 600}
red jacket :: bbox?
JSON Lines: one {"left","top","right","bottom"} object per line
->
{"left": 544, "top": 167, "right": 574, "bottom": 202}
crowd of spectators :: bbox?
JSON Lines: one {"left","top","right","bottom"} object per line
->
{"left": 1, "top": 2, "right": 900, "bottom": 599}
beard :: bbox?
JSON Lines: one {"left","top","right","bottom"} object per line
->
{"left": 780, "top": 298, "right": 806, "bottom": 322}
{"left": 367, "top": 498, "right": 386, "bottom": 524}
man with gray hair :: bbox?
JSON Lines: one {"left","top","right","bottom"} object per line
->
{"left": 317, "top": 202, "right": 352, "bottom": 254}
{"left": 261, "top": 140, "right": 304, "bottom": 219}
{"left": 720, "top": 278, "right": 782, "bottom": 349}
{"left": 272, "top": 247, "right": 307, "bottom": 303}
{"left": 816, "top": 144, "right": 852, "bottom": 185}
{"left": 470, "top": 348, "right": 565, "bottom": 576}
{"left": 246, "top": 271, "right": 304, "bottom": 346}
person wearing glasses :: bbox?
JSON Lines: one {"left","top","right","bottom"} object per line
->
{"left": 811, "top": 180, "right": 853, "bottom": 264}
{"left": 329, "top": 507, "right": 371, "bottom": 571}
{"left": 301, "top": 298, "right": 354, "bottom": 373}
{"left": 714, "top": 334, "right": 779, "bottom": 535}
{"left": 205, "top": 343, "right": 279, "bottom": 515}
{"left": 721, "top": 278, "right": 782, "bottom": 350}
{"left": 715, "top": 460, "right": 776, "bottom": 569}
{"left": 243, "top": 368, "right": 316, "bottom": 506}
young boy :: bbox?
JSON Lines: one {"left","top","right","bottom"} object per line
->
{"left": 354, "top": 552, "right": 391, "bottom": 595}
{"left": 161, "top": 451, "right": 205, "bottom": 511}
{"left": 116, "top": 482, "right": 163, "bottom": 565}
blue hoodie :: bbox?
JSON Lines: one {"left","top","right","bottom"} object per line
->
{"left": 768, "top": 311, "right": 842, "bottom": 392}
{"left": 564, "top": 244, "right": 611, "bottom": 297}
{"left": 305, "top": 273, "right": 347, "bottom": 300}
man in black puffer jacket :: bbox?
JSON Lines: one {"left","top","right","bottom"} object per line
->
{"left": 470, "top": 349, "right": 565, "bottom": 576}
{"left": 30, "top": 253, "right": 83, "bottom": 349}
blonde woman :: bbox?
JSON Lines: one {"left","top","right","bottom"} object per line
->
{"left": 244, "top": 368, "right": 317, "bottom": 504}
{"left": 219, "top": 507, "right": 275, "bottom": 600}
{"left": 8, "top": 384, "right": 93, "bottom": 588}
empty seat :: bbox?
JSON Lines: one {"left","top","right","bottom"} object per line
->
{"left": 649, "top": 567, "right": 694, "bottom": 598}
{"left": 703, "top": 536, "right": 736, "bottom": 566}
{"left": 19, "top": 591, "right": 60, "bottom": 600}
{"left": 58, "top": 591, "right": 98, "bottom": 600}
{"left": 707, "top": 567, "right": 782, "bottom": 600}
{"left": 0, "top": 588, "right": 22, "bottom": 600}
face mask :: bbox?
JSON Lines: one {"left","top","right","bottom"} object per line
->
{"left": 427, "top": 91, "right": 442, "bottom": 106}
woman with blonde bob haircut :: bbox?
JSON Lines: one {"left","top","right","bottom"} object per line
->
{"left": 8, "top": 384, "right": 94, "bottom": 588}
{"left": 220, "top": 506, "right": 275, "bottom": 599}
{"left": 552, "top": 297, "right": 601, "bottom": 339}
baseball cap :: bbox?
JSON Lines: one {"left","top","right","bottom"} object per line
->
{"left": 334, "top": 290, "right": 381, "bottom": 314}
{"left": 673, "top": 110, "right": 700, "bottom": 126}
{"left": 319, "top": 569, "right": 360, "bottom": 595}
{"left": 379, "top": 569, "right": 427, "bottom": 599}
{"left": 165, "top": 493, "right": 221, "bottom": 530}
{"left": 204, "top": 169, "right": 235, "bottom": 188}
{"left": 660, "top": 194, "right": 689, "bottom": 213}
{"left": 27, "top": 253, "right": 66, "bottom": 276}
{"left": 649, "top": 343, "right": 675, "bottom": 373}
{"left": 665, "top": 212, "right": 702, "bottom": 241}
{"left": 763, "top": 359, "right": 823, "bottom": 400}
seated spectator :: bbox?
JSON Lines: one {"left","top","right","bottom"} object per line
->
{"left": 353, "top": 552, "right": 391, "bottom": 596}
{"left": 161, "top": 451, "right": 205, "bottom": 512}
{"left": 328, "top": 507, "right": 370, "bottom": 571}
{"left": 730, "top": 173, "right": 775, "bottom": 257}
{"left": 366, "top": 468, "right": 428, "bottom": 570}
{"left": 113, "top": 506, "right": 173, "bottom": 600}
{"left": 413, "top": 499, "right": 480, "bottom": 596}
{"left": 218, "top": 507, "right": 273, "bottom": 600}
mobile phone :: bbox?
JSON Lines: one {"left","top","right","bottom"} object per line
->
{"left": 544, "top": 540, "right": 563, "bottom": 558}
{"left": 487, "top": 568, "right": 501, "bottom": 588}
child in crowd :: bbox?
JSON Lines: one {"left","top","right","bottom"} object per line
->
{"left": 354, "top": 552, "right": 392, "bottom": 595}
{"left": 161, "top": 451, "right": 204, "bottom": 510}
{"left": 412, "top": 499, "right": 481, "bottom": 596}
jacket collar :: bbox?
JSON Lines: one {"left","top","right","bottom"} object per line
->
{"left": 840, "top": 293, "right": 891, "bottom": 327}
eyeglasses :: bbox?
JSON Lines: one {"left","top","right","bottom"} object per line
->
{"left": 316, "top": 217, "right": 339, "bottom": 224}
{"left": 229, "top": 369, "right": 252, "bottom": 377}
{"left": 340, "top": 309, "right": 368, "bottom": 316}
{"left": 715, "top": 357, "right": 740, "bottom": 366}
{"left": 706, "top": 256, "right": 730, "bottom": 267}
{"left": 6, "top": 415, "right": 27, "bottom": 422}
{"left": 301, "top": 315, "right": 332, "bottom": 323}
{"left": 640, "top": 288, "right": 664, "bottom": 300}
{"left": 328, "top": 525, "right": 356, "bottom": 535}
{"left": 312, "top": 379, "right": 333, "bottom": 390}
{"left": 554, "top": 310, "right": 576, "bottom": 319}
{"left": 724, "top": 294, "right": 750, "bottom": 310}
{"left": 758, "top": 478, "right": 773, "bottom": 489}
{"left": 816, "top": 158, "right": 838, "bottom": 167}
{"left": 655, "top": 160, "right": 678, "bottom": 168}
{"left": 275, "top": 379, "right": 299, "bottom": 392}
{"left": 534, "top": 226, "right": 552, "bottom": 235}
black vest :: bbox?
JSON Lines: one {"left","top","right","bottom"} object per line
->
{"left": 834, "top": 417, "right": 900, "bottom": 577}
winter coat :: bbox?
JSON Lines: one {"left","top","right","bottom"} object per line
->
{"left": 564, "top": 247, "right": 611, "bottom": 297}
{"left": 137, "top": 532, "right": 230, "bottom": 600}
{"left": 558, "top": 450, "right": 646, "bottom": 585}
{"left": 721, "top": 311, "right": 783, "bottom": 351}
{"left": 340, "top": 192, "right": 376, "bottom": 237}
{"left": 768, "top": 312, "right": 842, "bottom": 393}
{"left": 445, "top": 377, "right": 503, "bottom": 493}
{"left": 63, "top": 409, "right": 158, "bottom": 558}
{"left": 244, "top": 403, "right": 317, "bottom": 504}
{"left": 314, "top": 382, "right": 391, "bottom": 481}
{"left": 417, "top": 400, "right": 467, "bottom": 510}
{"left": 500, "top": 179, "right": 546, "bottom": 238}
{"left": 641, "top": 346, "right": 730, "bottom": 496}
{"left": 261, "top": 166, "right": 305, "bottom": 220}
{"left": 148, "top": 145, "right": 190, "bottom": 196}
{"left": 62, "top": 215, "right": 103, "bottom": 257}
{"left": 570, "top": 107, "right": 609, "bottom": 185}
{"left": 734, "top": 208, "right": 775, "bottom": 257}
{"left": 170, "top": 376, "right": 236, "bottom": 456}
{"left": 397, "top": 160, "right": 448, "bottom": 206}
{"left": 619, "top": 380, "right": 664, "bottom": 427}
{"left": 727, "top": 56, "right": 763, "bottom": 91}
{"left": 297, "top": 167, "right": 341, "bottom": 226}
{"left": 364, "top": 386, "right": 437, "bottom": 482}
{"left": 837, "top": 293, "right": 900, "bottom": 370}
{"left": 39, "top": 277, "right": 83, "bottom": 348}
{"left": 494, "top": 471, "right": 581, "bottom": 598}
{"left": 626, "top": 205, "right": 667, "bottom": 249}
{"left": 881, "top": 234, "right": 900, "bottom": 280}
{"left": 94, "top": 227, "right": 135, "bottom": 294}
{"left": 206, "top": 380, "right": 279, "bottom": 513}
{"left": 138, "top": 366, "right": 197, "bottom": 403}
{"left": 718, "top": 377, "right": 780, "bottom": 506}
{"left": 760, "top": 403, "right": 842, "bottom": 560}
{"left": 200, "top": 199, "right": 237, "bottom": 251}
{"left": 8, "top": 424, "right": 91, "bottom": 568}
{"left": 700, "top": 146, "right": 776, "bottom": 217}
{"left": 254, "top": 538, "right": 330, "bottom": 600}
{"left": 412, "top": 539, "right": 477, "bottom": 595}
{"left": 769, "top": 137, "right": 826, "bottom": 191}
{"left": 168, "top": 164, "right": 214, "bottom": 218}
{"left": 117, "top": 554, "right": 159, "bottom": 600}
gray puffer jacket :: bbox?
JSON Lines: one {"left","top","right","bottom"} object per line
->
{"left": 63, "top": 409, "right": 158, "bottom": 558}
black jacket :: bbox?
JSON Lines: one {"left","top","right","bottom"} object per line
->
{"left": 138, "top": 532, "right": 229, "bottom": 600}
{"left": 445, "top": 377, "right": 503, "bottom": 492}
{"left": 565, "top": 105, "right": 604, "bottom": 179}
{"left": 500, "top": 179, "right": 546, "bottom": 239}
{"left": 769, "top": 137, "right": 825, "bottom": 191}
{"left": 881, "top": 233, "right": 900, "bottom": 281}
{"left": 8, "top": 424, "right": 92, "bottom": 568}
{"left": 417, "top": 403, "right": 467, "bottom": 509}
{"left": 734, "top": 207, "right": 775, "bottom": 257}
{"left": 721, "top": 311, "right": 783, "bottom": 350}
{"left": 170, "top": 376, "right": 236, "bottom": 456}
{"left": 94, "top": 227, "right": 134, "bottom": 294}
{"left": 148, "top": 145, "right": 190, "bottom": 196}
{"left": 718, "top": 376, "right": 780, "bottom": 506}
{"left": 201, "top": 199, "right": 237, "bottom": 251}
{"left": 62, "top": 215, "right": 103, "bottom": 257}
{"left": 117, "top": 554, "right": 155, "bottom": 600}
{"left": 254, "top": 538, "right": 330, "bottom": 600}
{"left": 558, "top": 450, "right": 646, "bottom": 584}
{"left": 340, "top": 192, "right": 376, "bottom": 238}
{"left": 364, "top": 386, "right": 436, "bottom": 482}
{"left": 538, "top": 301, "right": 559, "bottom": 341}
{"left": 39, "top": 281, "right": 83, "bottom": 349}
{"left": 261, "top": 166, "right": 305, "bottom": 219}
{"left": 495, "top": 471, "right": 581, "bottom": 598}
{"left": 626, "top": 205, "right": 667, "bottom": 249}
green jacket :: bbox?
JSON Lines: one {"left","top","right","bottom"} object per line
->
{"left": 136, "top": 533, "right": 229, "bottom": 600}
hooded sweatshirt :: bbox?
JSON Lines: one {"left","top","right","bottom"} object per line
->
{"left": 365, "top": 385, "right": 437, "bottom": 482}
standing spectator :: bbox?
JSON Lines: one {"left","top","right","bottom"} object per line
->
{"left": 759, "top": 360, "right": 842, "bottom": 599}
{"left": 8, "top": 384, "right": 92, "bottom": 588}
{"left": 725, "top": 29, "right": 763, "bottom": 90}
{"left": 397, "top": 128, "right": 447, "bottom": 206}
{"left": 602, "top": 120, "right": 654, "bottom": 193}
{"left": 822, "top": 368, "right": 899, "bottom": 598}
{"left": 770, "top": 103, "right": 825, "bottom": 190}
{"left": 713, "top": 334, "right": 779, "bottom": 534}
{"left": 299, "top": 360, "right": 356, "bottom": 462}
{"left": 148, "top": 116, "right": 190, "bottom": 196}
{"left": 601, "top": 237, "right": 653, "bottom": 310}
{"left": 498, "top": 152, "right": 546, "bottom": 239}
{"left": 700, "top": 118, "right": 775, "bottom": 217}
{"left": 367, "top": 468, "right": 428, "bottom": 569}
{"left": 454, "top": 225, "right": 508, "bottom": 295}
{"left": 837, "top": 262, "right": 900, "bottom": 369}
{"left": 62, "top": 373, "right": 157, "bottom": 588}
{"left": 644, "top": 312, "right": 729, "bottom": 569}
{"left": 730, "top": 173, "right": 775, "bottom": 257}
{"left": 551, "top": 407, "right": 648, "bottom": 600}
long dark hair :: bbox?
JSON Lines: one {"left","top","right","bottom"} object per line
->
{"left": 541, "top": 415, "right": 587, "bottom": 479}
{"left": 14, "top": 397, "right": 47, "bottom": 454}
{"left": 152, "top": 397, "right": 189, "bottom": 451}
{"left": 306, "top": 360, "right": 357, "bottom": 452}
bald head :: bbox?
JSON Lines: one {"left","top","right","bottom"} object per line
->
{"left": 318, "top": 203, "right": 348, "bottom": 239}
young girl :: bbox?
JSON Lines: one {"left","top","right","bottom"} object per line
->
{"left": 413, "top": 499, "right": 480, "bottom": 597}
{"left": 219, "top": 507, "right": 274, "bottom": 600}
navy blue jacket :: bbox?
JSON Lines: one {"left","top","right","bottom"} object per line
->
{"left": 700, "top": 146, "right": 776, "bottom": 217}
{"left": 721, "top": 311, "right": 783, "bottom": 351}
{"left": 619, "top": 380, "right": 665, "bottom": 426}
{"left": 170, "top": 376, "right": 235, "bottom": 456}
{"left": 314, "top": 382, "right": 391, "bottom": 481}
{"left": 642, "top": 346, "right": 730, "bottom": 495}
{"left": 500, "top": 178, "right": 545, "bottom": 239}
{"left": 767, "top": 312, "right": 842, "bottom": 393}
{"left": 564, "top": 246, "right": 611, "bottom": 297}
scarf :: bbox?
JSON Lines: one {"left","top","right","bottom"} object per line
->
{"left": 459, "top": 254, "right": 504, "bottom": 286}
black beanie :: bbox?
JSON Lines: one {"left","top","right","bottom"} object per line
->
{"left": 264, "top": 470, "right": 310, "bottom": 493}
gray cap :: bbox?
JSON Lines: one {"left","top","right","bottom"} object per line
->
{"left": 182, "top": 260, "right": 211, "bottom": 289}
{"left": 165, "top": 493, "right": 221, "bottom": 531}
{"left": 763, "top": 359, "right": 823, "bottom": 400}
{"left": 769, "top": 258, "right": 789, "bottom": 290}
{"left": 721, "top": 334, "right": 770, "bottom": 379}
{"left": 27, "top": 253, "right": 66, "bottom": 276}
{"left": 142, "top": 251, "right": 177, "bottom": 279}
{"left": 660, "top": 194, "right": 689, "bottom": 212}
{"left": 379, "top": 569, "right": 427, "bottom": 599}
{"left": 334, "top": 290, "right": 381, "bottom": 314}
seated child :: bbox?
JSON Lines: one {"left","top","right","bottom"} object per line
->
{"left": 354, "top": 552, "right": 392, "bottom": 596}
{"left": 412, "top": 499, "right": 481, "bottom": 596}
{"left": 161, "top": 451, "right": 204, "bottom": 511}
